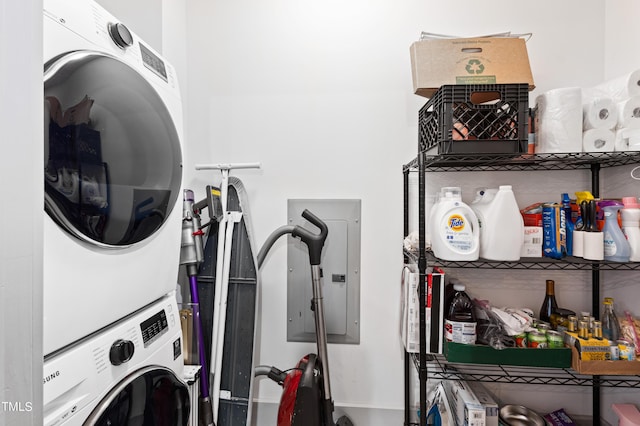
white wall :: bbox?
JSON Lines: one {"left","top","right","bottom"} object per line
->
{"left": 95, "top": 0, "right": 163, "bottom": 52}
{"left": 179, "top": 0, "right": 632, "bottom": 424}
{"left": 0, "top": 2, "right": 43, "bottom": 425}
{"left": 604, "top": 1, "right": 640, "bottom": 79}
{"left": 7, "top": 0, "right": 638, "bottom": 425}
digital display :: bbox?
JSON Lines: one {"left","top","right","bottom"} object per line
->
{"left": 140, "top": 309, "right": 168, "bottom": 347}
{"left": 140, "top": 43, "right": 167, "bottom": 82}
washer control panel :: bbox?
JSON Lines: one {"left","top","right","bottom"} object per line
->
{"left": 140, "top": 309, "right": 169, "bottom": 348}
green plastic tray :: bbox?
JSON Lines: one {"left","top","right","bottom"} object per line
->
{"left": 444, "top": 342, "right": 572, "bottom": 368}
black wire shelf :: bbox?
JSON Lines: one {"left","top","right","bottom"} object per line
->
{"left": 403, "top": 248, "right": 640, "bottom": 271}
{"left": 402, "top": 151, "right": 640, "bottom": 173}
{"left": 410, "top": 353, "right": 640, "bottom": 388}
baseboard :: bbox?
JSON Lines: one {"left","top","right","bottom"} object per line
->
{"left": 250, "top": 400, "right": 404, "bottom": 426}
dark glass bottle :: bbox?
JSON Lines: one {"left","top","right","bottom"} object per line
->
{"left": 602, "top": 297, "right": 621, "bottom": 341}
{"left": 539, "top": 279, "right": 558, "bottom": 323}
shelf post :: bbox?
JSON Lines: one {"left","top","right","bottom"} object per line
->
{"left": 417, "top": 152, "right": 428, "bottom": 426}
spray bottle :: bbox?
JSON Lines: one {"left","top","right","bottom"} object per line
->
{"left": 601, "top": 200, "right": 631, "bottom": 262}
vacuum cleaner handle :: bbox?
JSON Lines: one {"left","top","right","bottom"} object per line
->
{"left": 292, "top": 209, "right": 328, "bottom": 266}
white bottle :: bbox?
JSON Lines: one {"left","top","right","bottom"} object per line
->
{"left": 471, "top": 185, "right": 524, "bottom": 261}
{"left": 621, "top": 196, "right": 640, "bottom": 262}
{"left": 430, "top": 187, "right": 480, "bottom": 261}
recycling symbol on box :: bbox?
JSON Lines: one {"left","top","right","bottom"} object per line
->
{"left": 465, "top": 59, "right": 485, "bottom": 74}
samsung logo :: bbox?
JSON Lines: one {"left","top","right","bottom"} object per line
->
{"left": 43, "top": 370, "right": 60, "bottom": 385}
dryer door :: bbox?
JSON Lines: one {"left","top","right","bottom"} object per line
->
{"left": 84, "top": 366, "right": 190, "bottom": 426}
{"left": 43, "top": 51, "right": 182, "bottom": 248}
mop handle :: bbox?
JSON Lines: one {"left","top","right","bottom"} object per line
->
{"left": 292, "top": 209, "right": 328, "bottom": 266}
{"left": 195, "top": 162, "right": 262, "bottom": 171}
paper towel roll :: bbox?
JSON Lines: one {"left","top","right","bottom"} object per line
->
{"left": 582, "top": 128, "right": 615, "bottom": 152}
{"left": 614, "top": 128, "right": 640, "bottom": 151}
{"left": 535, "top": 87, "right": 583, "bottom": 153}
{"left": 583, "top": 96, "right": 616, "bottom": 130}
{"left": 617, "top": 96, "right": 640, "bottom": 129}
{"left": 593, "top": 69, "right": 640, "bottom": 102}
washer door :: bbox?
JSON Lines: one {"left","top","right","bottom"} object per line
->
{"left": 84, "top": 366, "right": 190, "bottom": 426}
{"left": 44, "top": 51, "right": 182, "bottom": 248}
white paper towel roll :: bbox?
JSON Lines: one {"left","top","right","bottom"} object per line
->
{"left": 614, "top": 128, "right": 640, "bottom": 151}
{"left": 617, "top": 96, "right": 640, "bottom": 129}
{"left": 583, "top": 96, "right": 616, "bottom": 130}
{"left": 593, "top": 69, "right": 640, "bottom": 102}
{"left": 535, "top": 87, "right": 583, "bottom": 153}
{"left": 582, "top": 128, "right": 615, "bottom": 152}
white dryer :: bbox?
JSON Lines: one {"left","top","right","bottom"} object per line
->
{"left": 43, "top": 0, "right": 184, "bottom": 356}
{"left": 43, "top": 292, "right": 190, "bottom": 426}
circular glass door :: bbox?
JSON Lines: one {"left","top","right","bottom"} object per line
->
{"left": 44, "top": 51, "right": 182, "bottom": 247}
{"left": 84, "top": 366, "right": 190, "bottom": 425}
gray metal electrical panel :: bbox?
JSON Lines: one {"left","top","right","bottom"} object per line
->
{"left": 287, "top": 199, "right": 361, "bottom": 344}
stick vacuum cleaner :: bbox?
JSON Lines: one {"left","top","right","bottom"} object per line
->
{"left": 180, "top": 189, "right": 216, "bottom": 426}
{"left": 255, "top": 210, "right": 354, "bottom": 426}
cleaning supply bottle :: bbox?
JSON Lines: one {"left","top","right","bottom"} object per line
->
{"left": 601, "top": 201, "right": 631, "bottom": 262}
{"left": 470, "top": 185, "right": 524, "bottom": 261}
{"left": 430, "top": 187, "right": 480, "bottom": 261}
{"left": 444, "top": 282, "right": 477, "bottom": 345}
{"left": 621, "top": 196, "right": 640, "bottom": 262}
{"left": 561, "top": 193, "right": 575, "bottom": 256}
{"left": 602, "top": 297, "right": 621, "bottom": 341}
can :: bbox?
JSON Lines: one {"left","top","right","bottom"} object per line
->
{"left": 528, "top": 330, "right": 548, "bottom": 348}
{"left": 514, "top": 333, "right": 527, "bottom": 348}
{"left": 578, "top": 320, "right": 590, "bottom": 340}
{"left": 609, "top": 340, "right": 620, "bottom": 361}
{"left": 618, "top": 340, "right": 636, "bottom": 361}
{"left": 536, "top": 321, "right": 551, "bottom": 333}
{"left": 546, "top": 330, "right": 564, "bottom": 348}
{"left": 592, "top": 320, "right": 603, "bottom": 340}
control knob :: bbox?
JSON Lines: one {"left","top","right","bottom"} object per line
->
{"left": 107, "top": 22, "right": 133, "bottom": 49}
{"left": 109, "top": 339, "right": 135, "bottom": 365}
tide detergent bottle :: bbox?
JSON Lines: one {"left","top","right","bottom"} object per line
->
{"left": 430, "top": 187, "right": 479, "bottom": 261}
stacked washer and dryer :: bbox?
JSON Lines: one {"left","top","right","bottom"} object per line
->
{"left": 42, "top": 1, "right": 191, "bottom": 424}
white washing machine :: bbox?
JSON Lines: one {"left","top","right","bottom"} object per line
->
{"left": 43, "top": 292, "right": 190, "bottom": 426}
{"left": 43, "top": 0, "right": 184, "bottom": 356}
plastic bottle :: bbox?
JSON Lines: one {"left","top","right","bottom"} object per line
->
{"left": 621, "top": 196, "right": 640, "bottom": 262}
{"left": 470, "top": 185, "right": 524, "bottom": 261}
{"left": 444, "top": 283, "right": 477, "bottom": 345}
{"left": 430, "top": 187, "right": 480, "bottom": 261}
{"left": 539, "top": 279, "right": 559, "bottom": 324}
{"left": 601, "top": 201, "right": 631, "bottom": 262}
{"left": 561, "top": 193, "right": 575, "bottom": 256}
{"left": 602, "top": 297, "right": 621, "bottom": 341}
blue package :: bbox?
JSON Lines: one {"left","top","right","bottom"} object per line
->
{"left": 542, "top": 203, "right": 567, "bottom": 259}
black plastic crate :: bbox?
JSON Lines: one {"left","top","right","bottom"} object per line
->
{"left": 419, "top": 84, "right": 529, "bottom": 154}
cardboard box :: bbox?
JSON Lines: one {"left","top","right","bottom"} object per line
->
{"left": 571, "top": 346, "right": 640, "bottom": 375}
{"left": 410, "top": 37, "right": 535, "bottom": 98}
{"left": 401, "top": 265, "right": 445, "bottom": 354}
{"left": 467, "top": 382, "right": 499, "bottom": 426}
{"left": 400, "top": 265, "right": 420, "bottom": 353}
{"left": 444, "top": 380, "right": 486, "bottom": 426}
{"left": 521, "top": 226, "right": 543, "bottom": 257}
{"left": 567, "top": 332, "right": 611, "bottom": 361}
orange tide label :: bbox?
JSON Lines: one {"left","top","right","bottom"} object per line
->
{"left": 448, "top": 214, "right": 466, "bottom": 231}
